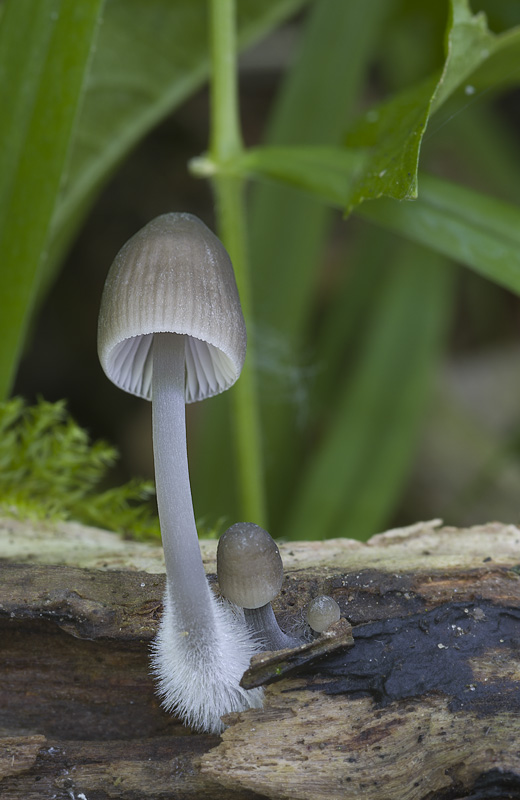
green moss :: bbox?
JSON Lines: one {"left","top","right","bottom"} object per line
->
{"left": 0, "top": 397, "right": 160, "bottom": 539}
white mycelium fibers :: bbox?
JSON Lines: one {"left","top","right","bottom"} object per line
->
{"left": 151, "top": 582, "right": 264, "bottom": 734}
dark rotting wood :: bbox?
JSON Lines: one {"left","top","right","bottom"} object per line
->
{"left": 1, "top": 517, "right": 519, "bottom": 799}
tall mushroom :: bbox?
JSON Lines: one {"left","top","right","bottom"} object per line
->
{"left": 97, "top": 212, "right": 263, "bottom": 733}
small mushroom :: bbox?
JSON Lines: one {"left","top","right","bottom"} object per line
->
{"left": 97, "top": 212, "right": 263, "bottom": 733}
{"left": 217, "top": 522, "right": 301, "bottom": 650}
{"left": 306, "top": 594, "right": 341, "bottom": 634}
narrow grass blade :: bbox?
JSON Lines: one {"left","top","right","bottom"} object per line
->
{"left": 0, "top": 0, "right": 104, "bottom": 399}
{"left": 284, "top": 244, "right": 453, "bottom": 541}
{"left": 249, "top": 0, "right": 389, "bottom": 532}
{"left": 359, "top": 174, "right": 520, "bottom": 296}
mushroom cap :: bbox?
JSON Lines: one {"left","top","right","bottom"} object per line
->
{"left": 97, "top": 212, "right": 246, "bottom": 403}
{"left": 217, "top": 523, "right": 284, "bottom": 609}
{"left": 306, "top": 595, "right": 341, "bottom": 633}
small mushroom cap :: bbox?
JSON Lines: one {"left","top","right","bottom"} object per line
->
{"left": 306, "top": 595, "right": 341, "bottom": 633}
{"left": 217, "top": 523, "right": 284, "bottom": 609}
{"left": 97, "top": 212, "right": 246, "bottom": 403}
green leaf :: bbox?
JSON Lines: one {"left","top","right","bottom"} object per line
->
{"left": 344, "top": 0, "right": 520, "bottom": 212}
{"left": 284, "top": 245, "right": 453, "bottom": 541}
{"left": 358, "top": 174, "right": 520, "bottom": 296}
{"left": 238, "top": 145, "right": 366, "bottom": 207}
{"left": 432, "top": 0, "right": 500, "bottom": 110}
{"left": 431, "top": 100, "right": 520, "bottom": 206}
{"left": 0, "top": 0, "right": 104, "bottom": 400}
{"left": 344, "top": 75, "right": 439, "bottom": 208}
{"left": 237, "top": 142, "right": 520, "bottom": 298}
{"left": 466, "top": 25, "right": 520, "bottom": 91}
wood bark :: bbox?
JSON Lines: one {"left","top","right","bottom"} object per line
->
{"left": 0, "top": 515, "right": 519, "bottom": 799}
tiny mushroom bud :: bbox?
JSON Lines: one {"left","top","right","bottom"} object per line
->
{"left": 97, "top": 213, "right": 263, "bottom": 733}
{"left": 217, "top": 522, "right": 301, "bottom": 650}
{"left": 306, "top": 595, "right": 341, "bottom": 634}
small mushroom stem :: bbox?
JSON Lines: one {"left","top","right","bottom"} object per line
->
{"left": 152, "top": 332, "right": 215, "bottom": 635}
{"left": 244, "top": 604, "right": 301, "bottom": 651}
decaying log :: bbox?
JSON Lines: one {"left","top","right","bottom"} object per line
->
{"left": 0, "top": 514, "right": 519, "bottom": 799}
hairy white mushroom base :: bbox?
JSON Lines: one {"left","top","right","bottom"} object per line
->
{"left": 151, "top": 582, "right": 264, "bottom": 734}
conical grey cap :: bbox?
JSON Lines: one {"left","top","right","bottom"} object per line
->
{"left": 97, "top": 213, "right": 246, "bottom": 403}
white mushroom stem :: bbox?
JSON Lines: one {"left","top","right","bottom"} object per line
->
{"left": 152, "top": 332, "right": 213, "bottom": 633}
{"left": 150, "top": 332, "right": 263, "bottom": 733}
{"left": 245, "top": 604, "right": 301, "bottom": 651}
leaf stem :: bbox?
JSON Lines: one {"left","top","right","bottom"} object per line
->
{"left": 208, "top": 0, "right": 267, "bottom": 527}
{"left": 209, "top": 0, "right": 242, "bottom": 161}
